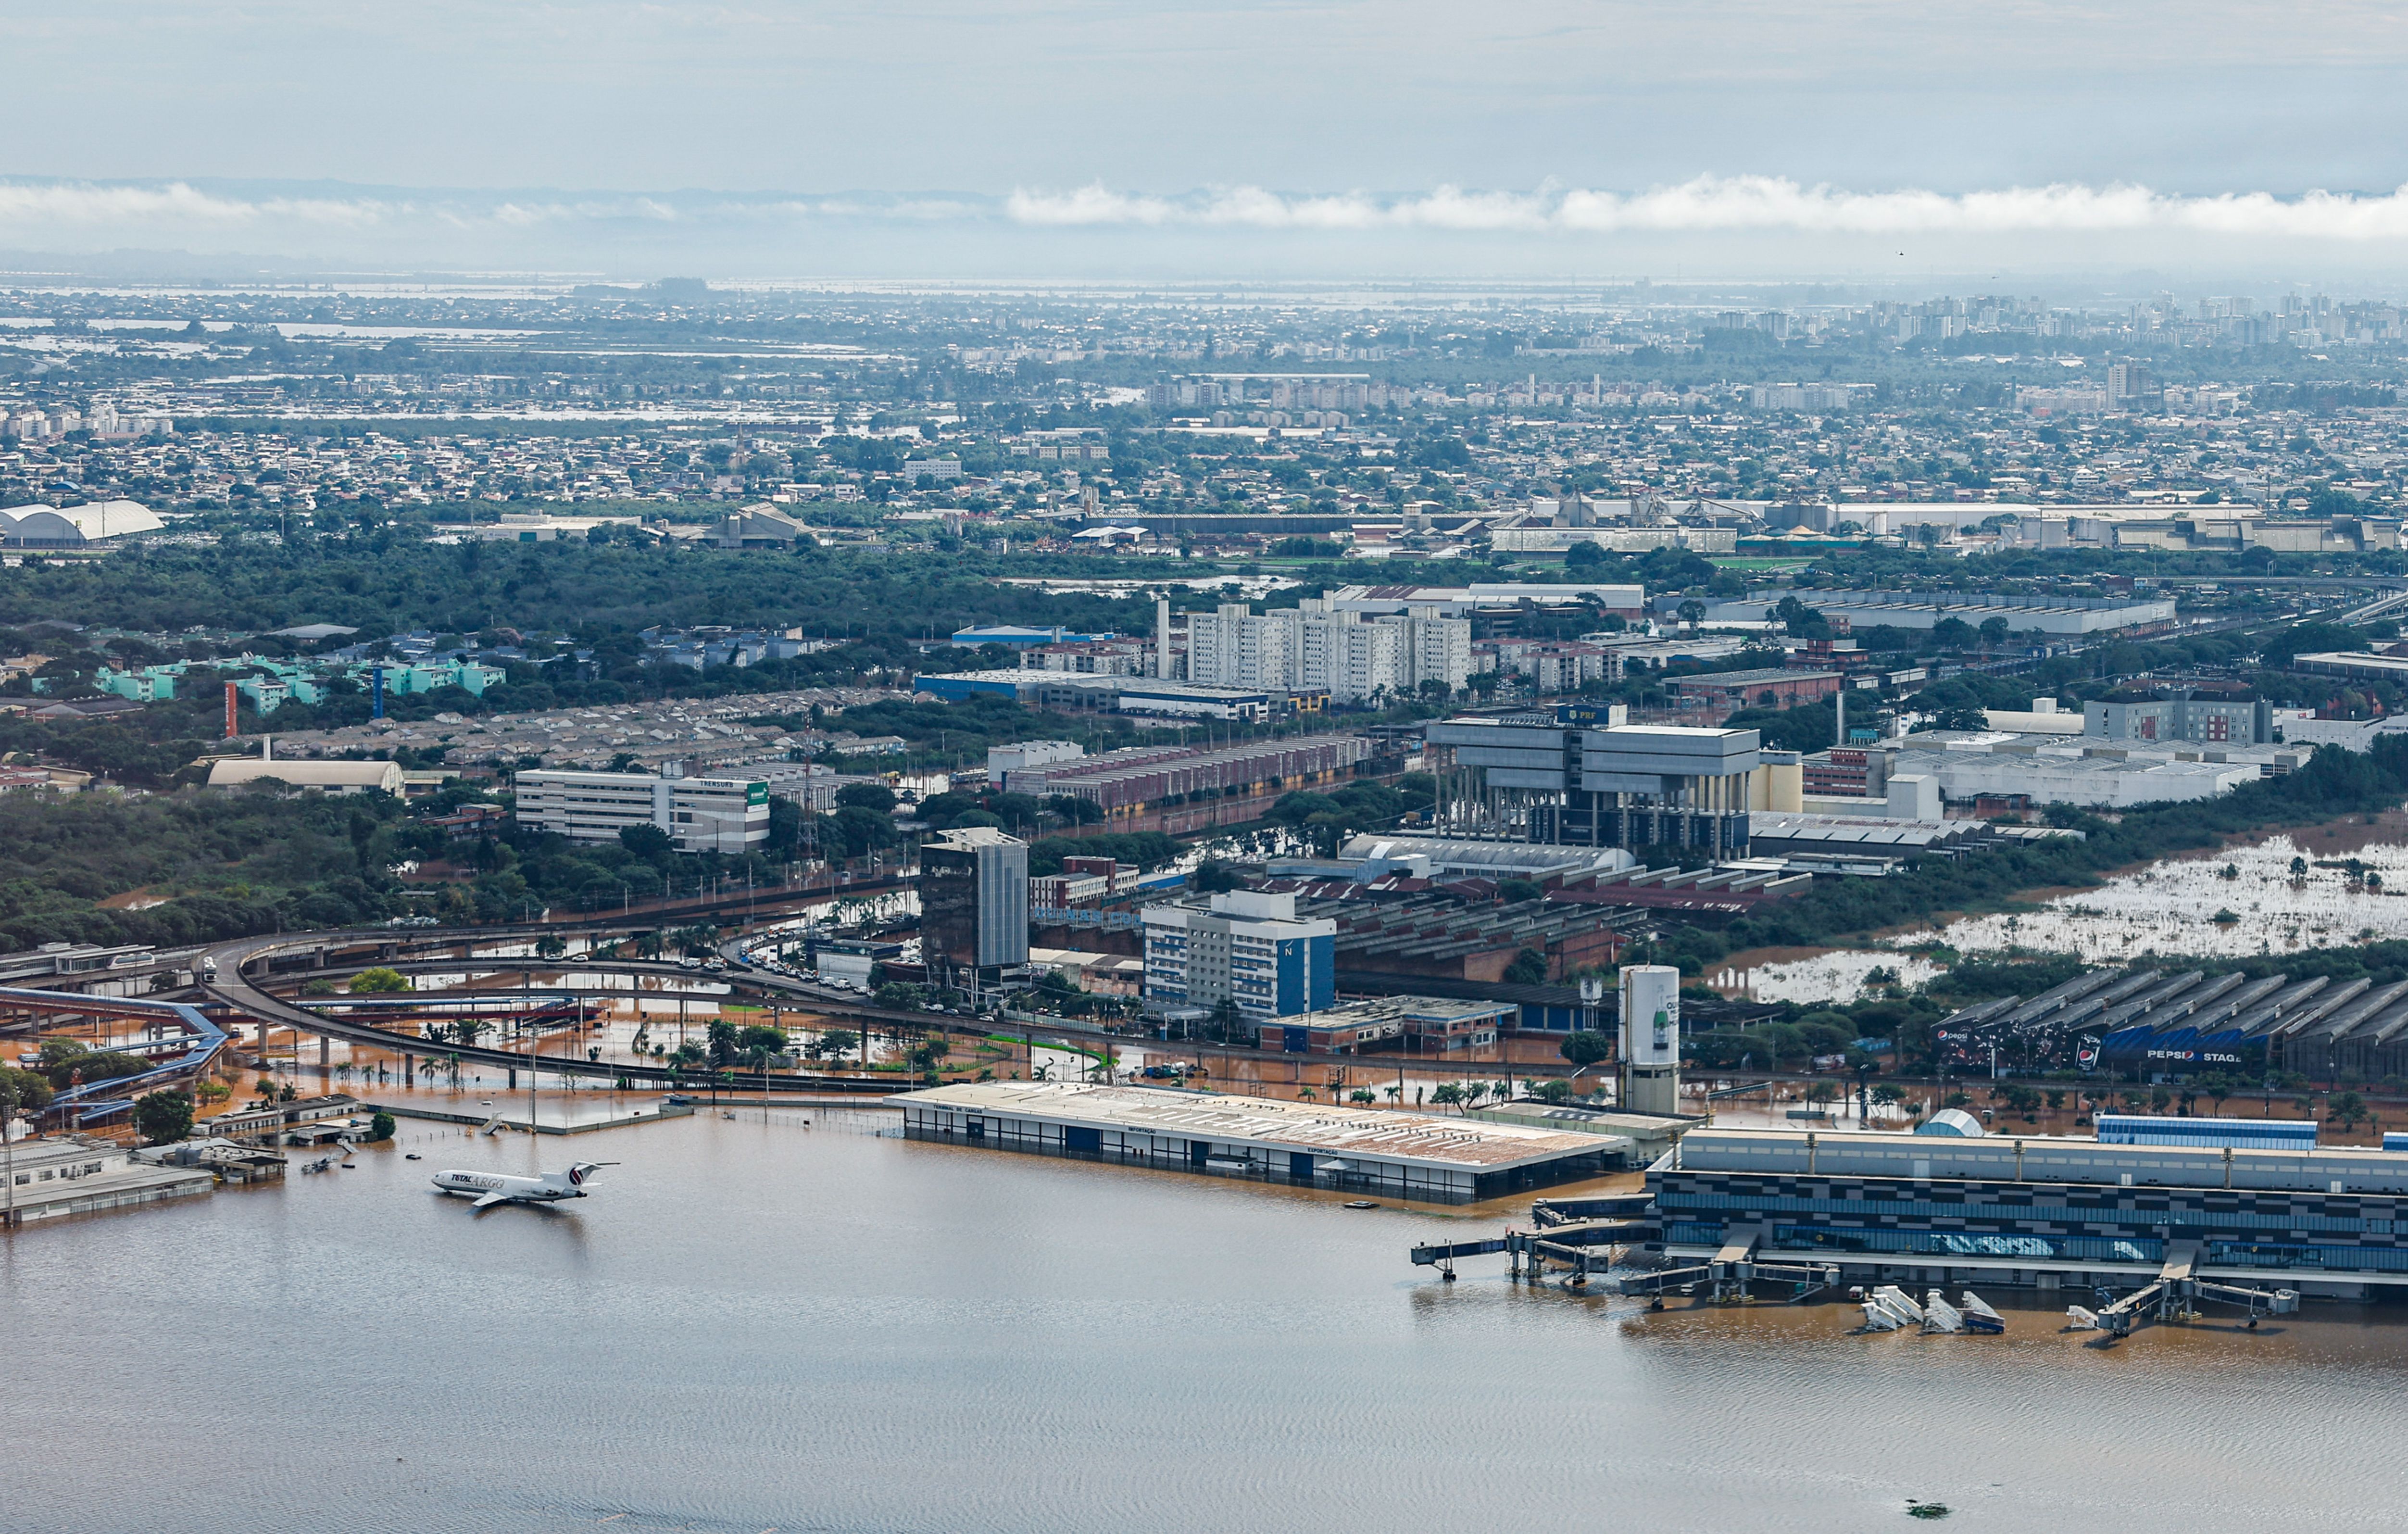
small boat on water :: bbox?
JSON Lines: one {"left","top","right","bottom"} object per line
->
{"left": 1343, "top": 1200, "right": 1379, "bottom": 1210}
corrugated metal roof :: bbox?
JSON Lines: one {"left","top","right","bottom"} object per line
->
{"left": 897, "top": 1081, "right": 1605, "bottom": 1169}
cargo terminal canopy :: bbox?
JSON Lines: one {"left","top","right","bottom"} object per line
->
{"left": 896, "top": 1081, "right": 1621, "bottom": 1201}
{"left": 1931, "top": 965, "right": 2408, "bottom": 1080}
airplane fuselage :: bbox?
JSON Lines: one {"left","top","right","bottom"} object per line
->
{"left": 432, "top": 1169, "right": 584, "bottom": 1205}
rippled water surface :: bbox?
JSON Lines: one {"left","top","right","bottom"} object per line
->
{"left": 7, "top": 1107, "right": 2407, "bottom": 1533}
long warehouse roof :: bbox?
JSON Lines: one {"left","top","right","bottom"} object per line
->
{"left": 897, "top": 1081, "right": 1607, "bottom": 1170}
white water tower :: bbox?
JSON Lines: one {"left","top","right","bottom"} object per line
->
{"left": 1619, "top": 964, "right": 1682, "bottom": 1117}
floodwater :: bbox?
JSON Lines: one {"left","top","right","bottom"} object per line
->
{"left": 1915, "top": 828, "right": 2408, "bottom": 965}
{"left": 1733, "top": 817, "right": 2408, "bottom": 997}
{"left": 1721, "top": 951, "right": 1947, "bottom": 1004}
{"left": 7, "top": 1109, "right": 2408, "bottom": 1533}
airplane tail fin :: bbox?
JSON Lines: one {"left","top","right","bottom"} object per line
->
{"left": 550, "top": 1161, "right": 617, "bottom": 1190}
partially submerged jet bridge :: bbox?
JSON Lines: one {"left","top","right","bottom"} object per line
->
{"left": 1410, "top": 1193, "right": 1661, "bottom": 1286}
{"left": 1613, "top": 1223, "right": 1840, "bottom": 1304}
{"left": 1411, "top": 1209, "right": 1839, "bottom": 1303}
{"left": 2065, "top": 1242, "right": 2301, "bottom": 1337}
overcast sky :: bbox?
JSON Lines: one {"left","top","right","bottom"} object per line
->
{"left": 7, "top": 0, "right": 2408, "bottom": 280}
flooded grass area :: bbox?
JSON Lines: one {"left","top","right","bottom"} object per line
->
{"left": 1908, "top": 827, "right": 2408, "bottom": 964}
{"left": 1717, "top": 951, "right": 1946, "bottom": 1004}
{"left": 1731, "top": 814, "right": 2408, "bottom": 997}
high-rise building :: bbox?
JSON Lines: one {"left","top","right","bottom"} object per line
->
{"left": 1185, "top": 602, "right": 1293, "bottom": 690}
{"left": 1181, "top": 597, "right": 1470, "bottom": 703}
{"left": 1296, "top": 604, "right": 1402, "bottom": 703}
{"left": 2107, "top": 361, "right": 2159, "bottom": 410}
{"left": 1141, "top": 890, "right": 1336, "bottom": 1020}
{"left": 920, "top": 826, "right": 1029, "bottom": 989}
{"left": 1392, "top": 603, "right": 1471, "bottom": 695}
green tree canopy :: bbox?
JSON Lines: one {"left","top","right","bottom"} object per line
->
{"left": 133, "top": 1089, "right": 194, "bottom": 1146}
{"left": 1558, "top": 1031, "right": 1611, "bottom": 1069}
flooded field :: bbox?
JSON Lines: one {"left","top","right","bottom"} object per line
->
{"left": 1730, "top": 816, "right": 2408, "bottom": 999}
{"left": 1909, "top": 827, "right": 2408, "bottom": 964}
{"left": 1718, "top": 951, "right": 1945, "bottom": 1004}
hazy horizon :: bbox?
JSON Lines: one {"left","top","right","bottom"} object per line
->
{"left": 9, "top": 1, "right": 2408, "bottom": 284}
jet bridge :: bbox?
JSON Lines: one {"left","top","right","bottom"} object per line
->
{"left": 1613, "top": 1224, "right": 1839, "bottom": 1303}
{"left": 2072, "top": 1242, "right": 2300, "bottom": 1337}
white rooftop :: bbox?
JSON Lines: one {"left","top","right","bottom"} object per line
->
{"left": 898, "top": 1081, "right": 1608, "bottom": 1170}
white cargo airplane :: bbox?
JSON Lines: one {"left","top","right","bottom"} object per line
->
{"left": 431, "top": 1162, "right": 615, "bottom": 1209}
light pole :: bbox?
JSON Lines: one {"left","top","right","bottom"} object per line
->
{"left": 0, "top": 1082, "right": 20, "bottom": 1230}
{"left": 1580, "top": 973, "right": 1607, "bottom": 1105}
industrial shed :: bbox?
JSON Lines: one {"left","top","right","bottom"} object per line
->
{"left": 0, "top": 500, "right": 164, "bottom": 547}
{"left": 207, "top": 758, "right": 404, "bottom": 797}
{"left": 897, "top": 1081, "right": 1616, "bottom": 1201}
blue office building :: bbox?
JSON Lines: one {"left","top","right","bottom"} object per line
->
{"left": 1141, "top": 890, "right": 1335, "bottom": 1021}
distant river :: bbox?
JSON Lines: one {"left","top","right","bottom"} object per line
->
{"left": 6, "top": 1107, "right": 2408, "bottom": 1533}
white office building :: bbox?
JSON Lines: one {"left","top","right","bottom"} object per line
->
{"left": 1142, "top": 890, "right": 1337, "bottom": 1020}
{"left": 514, "top": 769, "right": 771, "bottom": 852}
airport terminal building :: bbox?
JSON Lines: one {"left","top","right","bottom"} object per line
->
{"left": 1657, "top": 1124, "right": 2408, "bottom": 1299}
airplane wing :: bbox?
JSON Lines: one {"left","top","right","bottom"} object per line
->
{"left": 472, "top": 1191, "right": 509, "bottom": 1209}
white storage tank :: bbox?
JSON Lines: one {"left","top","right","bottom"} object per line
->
{"left": 1619, "top": 964, "right": 1682, "bottom": 1116}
